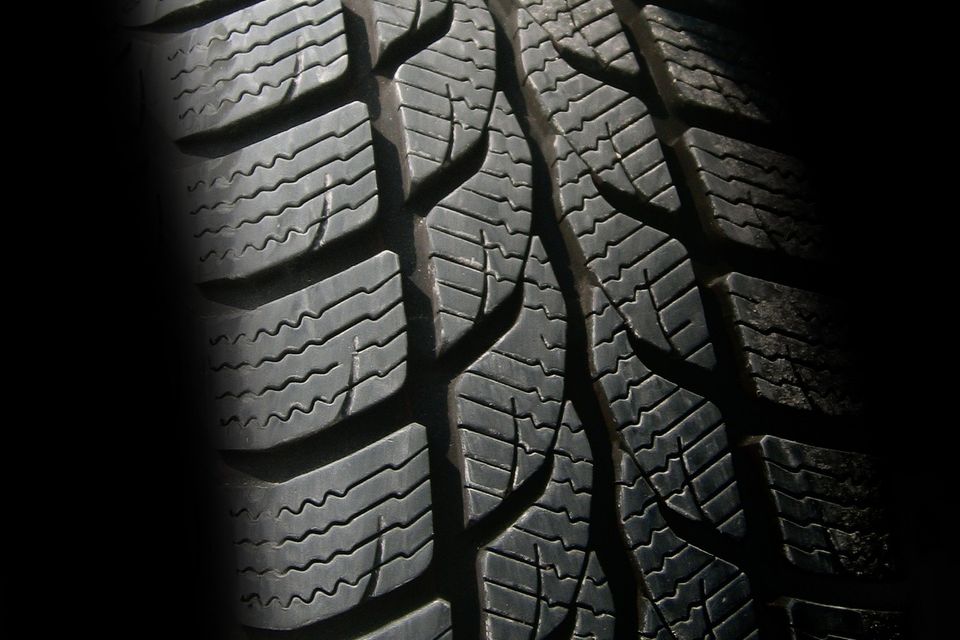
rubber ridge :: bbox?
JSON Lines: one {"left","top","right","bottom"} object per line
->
{"left": 226, "top": 423, "right": 433, "bottom": 629}
{"left": 770, "top": 597, "right": 905, "bottom": 640}
{"left": 678, "top": 128, "right": 825, "bottom": 261}
{"left": 205, "top": 251, "right": 407, "bottom": 450}
{"left": 713, "top": 272, "right": 860, "bottom": 415}
{"left": 751, "top": 435, "right": 895, "bottom": 578}
{"left": 637, "top": 5, "right": 780, "bottom": 125}
{"left": 177, "top": 101, "right": 377, "bottom": 281}
{"left": 425, "top": 92, "right": 533, "bottom": 352}
{"left": 156, "top": 0, "right": 349, "bottom": 139}
{"left": 453, "top": 237, "right": 566, "bottom": 523}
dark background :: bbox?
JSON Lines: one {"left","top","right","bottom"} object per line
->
{"left": 20, "top": 2, "right": 945, "bottom": 637}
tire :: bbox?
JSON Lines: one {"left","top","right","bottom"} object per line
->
{"left": 117, "top": 0, "right": 908, "bottom": 638}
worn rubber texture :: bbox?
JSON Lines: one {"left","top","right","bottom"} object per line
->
{"left": 121, "top": 0, "right": 911, "bottom": 637}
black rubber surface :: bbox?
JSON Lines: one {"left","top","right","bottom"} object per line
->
{"left": 43, "top": 1, "right": 947, "bottom": 638}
